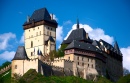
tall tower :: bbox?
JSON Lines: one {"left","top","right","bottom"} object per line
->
{"left": 23, "top": 8, "right": 57, "bottom": 59}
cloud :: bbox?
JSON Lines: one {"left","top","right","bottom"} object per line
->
{"left": 0, "top": 32, "right": 16, "bottom": 50}
{"left": 63, "top": 20, "right": 72, "bottom": 25}
{"left": 64, "top": 24, "right": 114, "bottom": 44}
{"left": 121, "top": 46, "right": 130, "bottom": 71}
{"left": 20, "top": 32, "right": 24, "bottom": 43}
{"left": 0, "top": 51, "right": 15, "bottom": 61}
{"left": 56, "top": 26, "right": 63, "bottom": 42}
{"left": 50, "top": 14, "right": 58, "bottom": 21}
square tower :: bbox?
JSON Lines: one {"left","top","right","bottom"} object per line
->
{"left": 23, "top": 8, "right": 58, "bottom": 59}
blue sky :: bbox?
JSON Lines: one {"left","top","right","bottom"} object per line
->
{"left": 0, "top": 0, "right": 130, "bottom": 70}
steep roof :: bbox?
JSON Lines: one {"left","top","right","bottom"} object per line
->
{"left": 62, "top": 28, "right": 92, "bottom": 44}
{"left": 99, "top": 39, "right": 114, "bottom": 51}
{"left": 47, "top": 36, "right": 55, "bottom": 42}
{"left": 12, "top": 46, "right": 29, "bottom": 60}
{"left": 23, "top": 8, "right": 57, "bottom": 25}
{"left": 114, "top": 41, "right": 122, "bottom": 55}
{"left": 65, "top": 40, "right": 102, "bottom": 53}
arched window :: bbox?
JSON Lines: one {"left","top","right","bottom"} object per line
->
{"left": 31, "top": 41, "right": 33, "bottom": 48}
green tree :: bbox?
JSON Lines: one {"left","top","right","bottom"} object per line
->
{"left": 49, "top": 50, "right": 58, "bottom": 61}
{"left": 0, "top": 61, "right": 11, "bottom": 70}
{"left": 57, "top": 44, "right": 68, "bottom": 57}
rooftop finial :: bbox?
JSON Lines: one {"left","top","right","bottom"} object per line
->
{"left": 77, "top": 18, "right": 79, "bottom": 29}
{"left": 27, "top": 15, "right": 30, "bottom": 22}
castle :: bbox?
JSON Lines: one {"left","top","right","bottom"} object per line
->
{"left": 11, "top": 8, "right": 123, "bottom": 81}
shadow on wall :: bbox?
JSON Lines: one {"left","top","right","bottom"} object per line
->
{"left": 41, "top": 63, "right": 73, "bottom": 76}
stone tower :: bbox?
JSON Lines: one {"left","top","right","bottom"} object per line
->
{"left": 23, "top": 8, "right": 58, "bottom": 59}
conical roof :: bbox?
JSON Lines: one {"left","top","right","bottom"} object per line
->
{"left": 12, "top": 46, "right": 29, "bottom": 60}
{"left": 114, "top": 41, "right": 121, "bottom": 55}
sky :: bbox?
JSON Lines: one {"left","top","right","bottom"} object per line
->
{"left": 0, "top": 0, "right": 130, "bottom": 71}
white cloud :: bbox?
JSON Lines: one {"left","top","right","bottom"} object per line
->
{"left": 20, "top": 32, "right": 24, "bottom": 43}
{"left": 0, "top": 32, "right": 16, "bottom": 50}
{"left": 0, "top": 51, "right": 15, "bottom": 61}
{"left": 50, "top": 14, "right": 58, "bottom": 21}
{"left": 121, "top": 46, "right": 130, "bottom": 71}
{"left": 64, "top": 24, "right": 114, "bottom": 44}
{"left": 63, "top": 20, "right": 72, "bottom": 25}
{"left": 56, "top": 26, "right": 63, "bottom": 42}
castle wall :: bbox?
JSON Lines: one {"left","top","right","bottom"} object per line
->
{"left": 11, "top": 59, "right": 39, "bottom": 77}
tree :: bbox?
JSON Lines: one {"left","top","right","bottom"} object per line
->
{"left": 49, "top": 50, "right": 58, "bottom": 61}
{"left": 57, "top": 44, "right": 68, "bottom": 57}
{"left": 123, "top": 67, "right": 130, "bottom": 76}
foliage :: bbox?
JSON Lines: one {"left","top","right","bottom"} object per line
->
{"left": 57, "top": 44, "right": 68, "bottom": 57}
{"left": 123, "top": 67, "right": 130, "bottom": 76}
{"left": 0, "top": 69, "right": 11, "bottom": 83}
{"left": 49, "top": 50, "right": 58, "bottom": 61}
{"left": 117, "top": 74, "right": 130, "bottom": 83}
{"left": 0, "top": 61, "right": 11, "bottom": 70}
{"left": 95, "top": 76, "right": 113, "bottom": 83}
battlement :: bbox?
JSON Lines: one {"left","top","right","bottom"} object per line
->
{"left": 0, "top": 64, "right": 11, "bottom": 74}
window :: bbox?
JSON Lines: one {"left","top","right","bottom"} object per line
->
{"left": 82, "top": 57, "right": 84, "bottom": 61}
{"left": 15, "top": 65, "right": 17, "bottom": 69}
{"left": 68, "top": 57, "right": 70, "bottom": 60}
{"left": 51, "top": 28, "right": 52, "bottom": 30}
{"left": 77, "top": 57, "right": 79, "bottom": 60}
{"left": 82, "top": 63, "right": 84, "bottom": 66}
{"left": 92, "top": 64, "right": 93, "bottom": 68}
{"left": 91, "top": 59, "right": 93, "bottom": 62}
{"left": 48, "top": 27, "right": 49, "bottom": 29}
{"left": 50, "top": 32, "right": 51, "bottom": 36}
{"left": 40, "top": 31, "right": 41, "bottom": 35}
{"left": 88, "top": 64, "right": 89, "bottom": 67}
{"left": 33, "top": 28, "right": 35, "bottom": 30}
{"left": 77, "top": 62, "right": 79, "bottom": 65}
{"left": 38, "top": 27, "right": 39, "bottom": 29}
{"left": 31, "top": 52, "right": 33, "bottom": 56}
{"left": 31, "top": 41, "right": 33, "bottom": 47}
{"left": 47, "top": 31, "right": 49, "bottom": 35}
{"left": 29, "top": 30, "right": 30, "bottom": 32}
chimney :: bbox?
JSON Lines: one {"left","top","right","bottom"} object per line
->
{"left": 51, "top": 14, "right": 53, "bottom": 20}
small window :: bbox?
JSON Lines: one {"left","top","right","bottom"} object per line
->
{"left": 68, "top": 57, "right": 70, "bottom": 60}
{"left": 51, "top": 28, "right": 52, "bottom": 30}
{"left": 82, "top": 57, "right": 84, "bottom": 61}
{"left": 82, "top": 63, "right": 84, "bottom": 66}
{"left": 48, "top": 27, "right": 49, "bottom": 29}
{"left": 40, "top": 31, "right": 41, "bottom": 35}
{"left": 29, "top": 30, "right": 30, "bottom": 32}
{"left": 47, "top": 31, "right": 49, "bottom": 35}
{"left": 31, "top": 52, "right": 33, "bottom": 56}
{"left": 92, "top": 64, "right": 93, "bottom": 68}
{"left": 77, "top": 62, "right": 79, "bottom": 65}
{"left": 15, "top": 65, "right": 17, "bottom": 69}
{"left": 77, "top": 57, "right": 79, "bottom": 60}
{"left": 50, "top": 32, "right": 51, "bottom": 36}
{"left": 33, "top": 28, "right": 35, "bottom": 30}
{"left": 88, "top": 64, "right": 89, "bottom": 67}
{"left": 38, "top": 27, "right": 39, "bottom": 29}
{"left": 31, "top": 41, "right": 33, "bottom": 47}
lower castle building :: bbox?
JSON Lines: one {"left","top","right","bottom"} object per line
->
{"left": 11, "top": 8, "right": 123, "bottom": 82}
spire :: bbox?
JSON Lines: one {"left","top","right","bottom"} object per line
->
{"left": 77, "top": 18, "right": 79, "bottom": 29}
{"left": 114, "top": 41, "right": 121, "bottom": 55}
{"left": 27, "top": 15, "right": 30, "bottom": 22}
